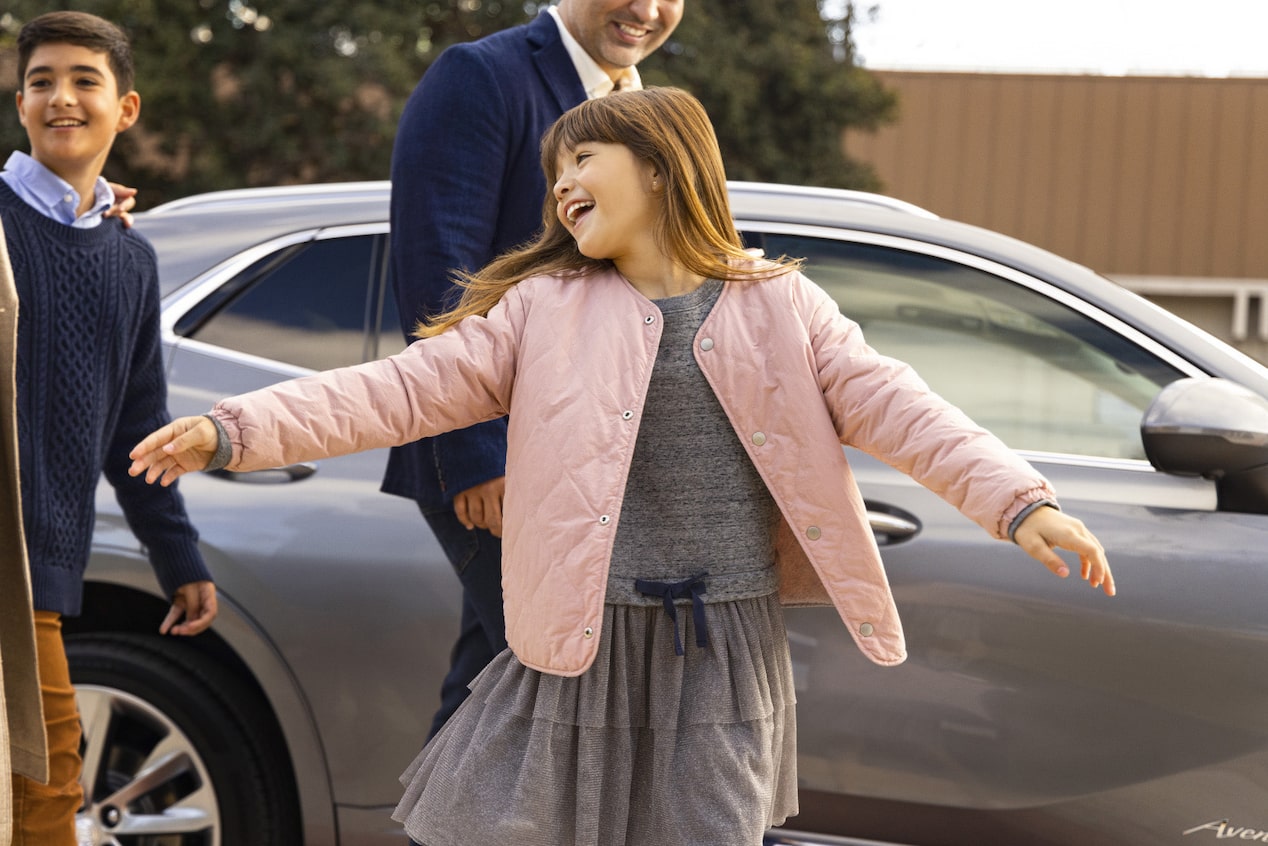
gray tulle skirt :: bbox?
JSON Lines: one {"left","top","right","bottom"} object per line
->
{"left": 392, "top": 591, "right": 798, "bottom": 846}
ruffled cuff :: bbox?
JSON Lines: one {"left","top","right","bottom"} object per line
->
{"left": 202, "top": 414, "right": 233, "bottom": 472}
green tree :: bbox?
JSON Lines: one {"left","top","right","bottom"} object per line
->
{"left": 640, "top": 0, "right": 895, "bottom": 189}
{"left": 0, "top": 1, "right": 537, "bottom": 208}
{"left": 0, "top": 0, "right": 893, "bottom": 207}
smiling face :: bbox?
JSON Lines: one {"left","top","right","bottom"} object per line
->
{"left": 16, "top": 42, "right": 139, "bottom": 189}
{"left": 554, "top": 141, "right": 663, "bottom": 271}
{"left": 556, "top": 0, "right": 684, "bottom": 78}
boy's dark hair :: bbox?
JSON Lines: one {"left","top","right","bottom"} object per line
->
{"left": 16, "top": 11, "right": 135, "bottom": 94}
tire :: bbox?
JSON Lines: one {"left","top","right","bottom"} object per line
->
{"left": 67, "top": 633, "right": 300, "bottom": 846}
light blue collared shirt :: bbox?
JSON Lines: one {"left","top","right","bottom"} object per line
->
{"left": 0, "top": 151, "right": 114, "bottom": 229}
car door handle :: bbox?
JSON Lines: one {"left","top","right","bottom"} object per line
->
{"left": 206, "top": 463, "right": 317, "bottom": 484}
{"left": 867, "top": 508, "right": 921, "bottom": 544}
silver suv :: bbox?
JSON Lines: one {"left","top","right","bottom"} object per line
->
{"left": 74, "top": 181, "right": 1268, "bottom": 846}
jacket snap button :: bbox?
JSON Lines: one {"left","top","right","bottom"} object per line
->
{"left": 751, "top": 431, "right": 766, "bottom": 446}
{"left": 644, "top": 315, "right": 655, "bottom": 325}
{"left": 859, "top": 623, "right": 874, "bottom": 637}
{"left": 700, "top": 337, "right": 714, "bottom": 351}
{"left": 805, "top": 525, "right": 821, "bottom": 540}
{"left": 584, "top": 627, "right": 594, "bottom": 638}
{"left": 599, "top": 514, "right": 611, "bottom": 525}
{"left": 622, "top": 410, "right": 633, "bottom": 420}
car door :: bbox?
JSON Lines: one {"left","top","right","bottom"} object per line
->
{"left": 157, "top": 225, "right": 457, "bottom": 813}
{"left": 746, "top": 227, "right": 1268, "bottom": 845}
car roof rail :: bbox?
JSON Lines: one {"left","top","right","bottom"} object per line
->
{"left": 726, "top": 181, "right": 939, "bottom": 220}
{"left": 144, "top": 179, "right": 936, "bottom": 221}
{"left": 144, "top": 180, "right": 391, "bottom": 215}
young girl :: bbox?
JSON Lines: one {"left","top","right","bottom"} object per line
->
{"left": 130, "top": 87, "right": 1113, "bottom": 846}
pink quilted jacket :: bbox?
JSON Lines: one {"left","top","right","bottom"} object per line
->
{"left": 209, "top": 265, "right": 1055, "bottom": 676}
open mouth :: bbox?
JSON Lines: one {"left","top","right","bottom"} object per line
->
{"left": 615, "top": 21, "right": 651, "bottom": 39}
{"left": 566, "top": 200, "right": 595, "bottom": 224}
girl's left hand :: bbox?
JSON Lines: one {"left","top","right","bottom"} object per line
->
{"left": 129, "top": 415, "right": 220, "bottom": 486}
{"left": 1013, "top": 506, "right": 1115, "bottom": 596}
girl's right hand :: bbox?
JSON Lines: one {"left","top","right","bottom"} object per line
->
{"left": 129, "top": 415, "right": 220, "bottom": 486}
{"left": 1013, "top": 506, "right": 1115, "bottom": 596}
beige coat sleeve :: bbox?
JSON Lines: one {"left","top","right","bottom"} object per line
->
{"left": 0, "top": 215, "right": 50, "bottom": 811}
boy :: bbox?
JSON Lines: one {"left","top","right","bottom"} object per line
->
{"left": 1, "top": 12, "right": 216, "bottom": 843}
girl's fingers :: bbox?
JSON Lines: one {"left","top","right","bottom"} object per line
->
{"left": 129, "top": 424, "right": 176, "bottom": 462}
{"left": 1016, "top": 516, "right": 1115, "bottom": 596}
{"left": 1015, "top": 532, "right": 1069, "bottom": 579}
{"left": 130, "top": 417, "right": 217, "bottom": 485}
{"left": 167, "top": 426, "right": 210, "bottom": 456}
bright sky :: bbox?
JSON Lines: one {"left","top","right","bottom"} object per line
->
{"left": 848, "top": 0, "right": 1268, "bottom": 77}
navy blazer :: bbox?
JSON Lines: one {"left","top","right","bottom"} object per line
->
{"left": 382, "top": 12, "right": 587, "bottom": 507}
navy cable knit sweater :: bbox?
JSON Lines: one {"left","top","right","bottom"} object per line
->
{"left": 1, "top": 182, "right": 211, "bottom": 615}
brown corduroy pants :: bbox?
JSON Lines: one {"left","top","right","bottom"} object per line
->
{"left": 11, "top": 611, "right": 83, "bottom": 846}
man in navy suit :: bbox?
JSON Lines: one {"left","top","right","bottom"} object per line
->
{"left": 384, "top": 0, "right": 685, "bottom": 742}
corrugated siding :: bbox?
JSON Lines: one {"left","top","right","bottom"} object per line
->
{"left": 845, "top": 71, "right": 1268, "bottom": 280}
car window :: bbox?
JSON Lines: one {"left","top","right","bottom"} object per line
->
{"left": 752, "top": 233, "right": 1186, "bottom": 460}
{"left": 188, "top": 235, "right": 385, "bottom": 370}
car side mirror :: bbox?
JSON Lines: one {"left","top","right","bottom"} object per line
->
{"left": 1141, "top": 377, "right": 1268, "bottom": 514}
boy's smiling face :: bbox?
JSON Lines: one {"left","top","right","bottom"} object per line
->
{"left": 15, "top": 42, "right": 139, "bottom": 187}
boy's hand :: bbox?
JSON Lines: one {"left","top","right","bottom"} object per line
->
{"left": 1014, "top": 506, "right": 1115, "bottom": 596}
{"left": 129, "top": 415, "right": 219, "bottom": 486}
{"left": 161, "top": 581, "right": 218, "bottom": 636}
{"left": 105, "top": 182, "right": 138, "bottom": 228}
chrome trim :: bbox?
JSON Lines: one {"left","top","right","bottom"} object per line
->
{"left": 868, "top": 511, "right": 920, "bottom": 537}
{"left": 146, "top": 180, "right": 390, "bottom": 214}
{"left": 729, "top": 181, "right": 939, "bottom": 219}
{"left": 765, "top": 829, "right": 911, "bottom": 846}
{"left": 169, "top": 335, "right": 316, "bottom": 378}
{"left": 1013, "top": 452, "right": 1159, "bottom": 472}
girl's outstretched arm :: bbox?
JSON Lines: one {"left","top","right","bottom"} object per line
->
{"left": 129, "top": 415, "right": 219, "bottom": 487}
{"left": 1013, "top": 506, "right": 1115, "bottom": 596}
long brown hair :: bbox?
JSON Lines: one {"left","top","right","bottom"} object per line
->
{"left": 417, "top": 87, "right": 800, "bottom": 337}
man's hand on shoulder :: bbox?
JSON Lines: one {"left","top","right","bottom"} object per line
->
{"left": 105, "top": 182, "right": 137, "bottom": 228}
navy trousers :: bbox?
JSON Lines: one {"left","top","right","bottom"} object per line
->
{"left": 419, "top": 503, "right": 506, "bottom": 741}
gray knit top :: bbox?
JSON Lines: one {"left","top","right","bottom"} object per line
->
{"left": 606, "top": 279, "right": 781, "bottom": 606}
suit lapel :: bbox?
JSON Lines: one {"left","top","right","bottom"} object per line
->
{"left": 525, "top": 12, "right": 587, "bottom": 113}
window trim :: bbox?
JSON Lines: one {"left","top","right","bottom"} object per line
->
{"left": 160, "top": 223, "right": 389, "bottom": 343}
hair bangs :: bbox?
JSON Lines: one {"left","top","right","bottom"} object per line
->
{"left": 540, "top": 95, "right": 644, "bottom": 182}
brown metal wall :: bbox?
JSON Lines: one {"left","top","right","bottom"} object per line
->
{"left": 845, "top": 71, "right": 1268, "bottom": 280}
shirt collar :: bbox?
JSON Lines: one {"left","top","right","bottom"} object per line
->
{"left": 0, "top": 151, "right": 114, "bottom": 229}
{"left": 547, "top": 5, "right": 642, "bottom": 99}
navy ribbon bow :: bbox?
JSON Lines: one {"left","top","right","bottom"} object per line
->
{"left": 634, "top": 572, "right": 709, "bottom": 656}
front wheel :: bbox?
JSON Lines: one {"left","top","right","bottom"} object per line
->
{"left": 67, "top": 633, "right": 299, "bottom": 846}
